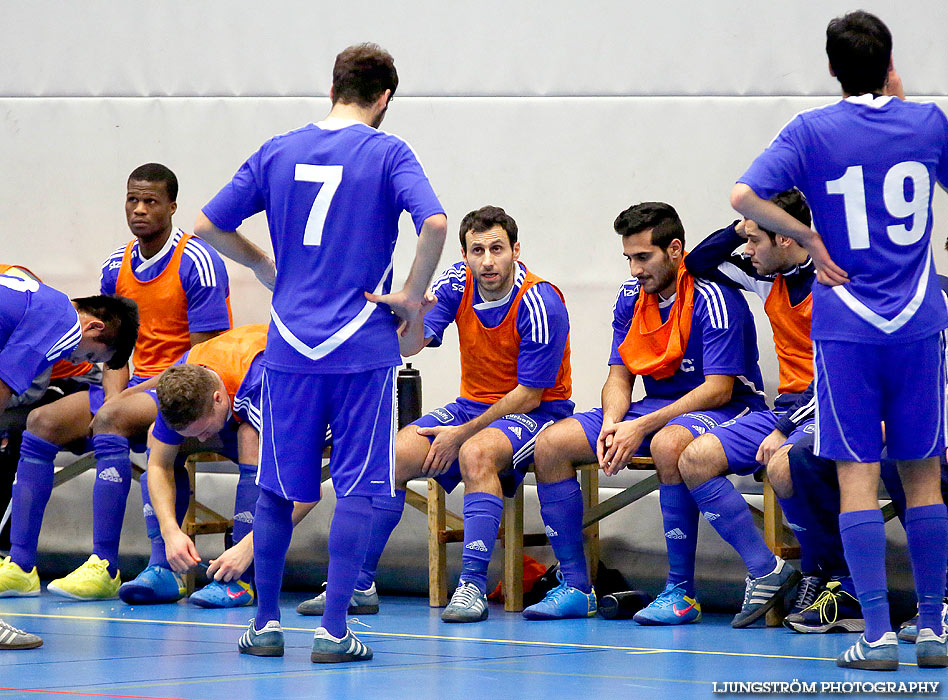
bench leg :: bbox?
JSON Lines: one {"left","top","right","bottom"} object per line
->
{"left": 503, "top": 486, "right": 525, "bottom": 612}
{"left": 427, "top": 479, "right": 448, "bottom": 607}
{"left": 580, "top": 468, "right": 600, "bottom": 583}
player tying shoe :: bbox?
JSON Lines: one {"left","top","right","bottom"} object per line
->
{"left": 674, "top": 190, "right": 816, "bottom": 627}
{"left": 732, "top": 10, "right": 948, "bottom": 670}
{"left": 195, "top": 44, "right": 446, "bottom": 662}
{"left": 297, "top": 205, "right": 573, "bottom": 623}
{"left": 524, "top": 201, "right": 767, "bottom": 622}
{"left": 0, "top": 164, "right": 231, "bottom": 602}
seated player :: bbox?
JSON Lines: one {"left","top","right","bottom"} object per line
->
{"left": 0, "top": 271, "right": 138, "bottom": 648}
{"left": 119, "top": 324, "right": 267, "bottom": 607}
{"left": 674, "top": 190, "right": 815, "bottom": 627}
{"left": 0, "top": 163, "right": 231, "bottom": 602}
{"left": 297, "top": 205, "right": 573, "bottom": 624}
{"left": 524, "top": 201, "right": 767, "bottom": 622}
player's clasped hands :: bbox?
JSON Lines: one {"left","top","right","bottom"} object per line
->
{"left": 415, "top": 424, "right": 465, "bottom": 476}
{"left": 598, "top": 417, "right": 648, "bottom": 476}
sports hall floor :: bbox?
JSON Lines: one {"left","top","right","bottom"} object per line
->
{"left": 1, "top": 594, "right": 946, "bottom": 699}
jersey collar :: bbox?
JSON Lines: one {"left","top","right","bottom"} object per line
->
{"left": 133, "top": 227, "right": 183, "bottom": 274}
{"left": 844, "top": 93, "right": 894, "bottom": 109}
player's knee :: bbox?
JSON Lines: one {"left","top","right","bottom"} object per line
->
{"left": 649, "top": 426, "right": 693, "bottom": 483}
{"left": 25, "top": 404, "right": 65, "bottom": 443}
{"left": 678, "top": 435, "right": 726, "bottom": 488}
{"left": 532, "top": 430, "right": 570, "bottom": 482}
{"left": 458, "top": 440, "right": 499, "bottom": 484}
{"left": 767, "top": 448, "right": 794, "bottom": 499}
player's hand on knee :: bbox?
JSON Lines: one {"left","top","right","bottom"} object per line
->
{"left": 165, "top": 530, "right": 201, "bottom": 573}
{"left": 417, "top": 425, "right": 461, "bottom": 476}
{"left": 756, "top": 429, "right": 787, "bottom": 465}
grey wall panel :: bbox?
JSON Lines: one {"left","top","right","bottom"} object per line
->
{"left": 3, "top": 1, "right": 946, "bottom": 98}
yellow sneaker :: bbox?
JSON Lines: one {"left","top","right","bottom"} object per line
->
{"left": 47, "top": 555, "right": 121, "bottom": 600}
{"left": 0, "top": 557, "right": 40, "bottom": 597}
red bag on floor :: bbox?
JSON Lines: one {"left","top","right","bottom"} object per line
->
{"left": 487, "top": 555, "right": 549, "bottom": 603}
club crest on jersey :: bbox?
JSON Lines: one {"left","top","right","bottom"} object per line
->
{"left": 430, "top": 407, "right": 455, "bottom": 424}
{"left": 503, "top": 413, "right": 537, "bottom": 432}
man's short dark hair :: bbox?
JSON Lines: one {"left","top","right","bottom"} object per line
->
{"left": 71, "top": 295, "right": 139, "bottom": 369}
{"left": 332, "top": 43, "right": 399, "bottom": 108}
{"left": 760, "top": 188, "right": 812, "bottom": 241}
{"left": 156, "top": 364, "right": 217, "bottom": 432}
{"left": 459, "top": 205, "right": 518, "bottom": 251}
{"left": 613, "top": 202, "right": 685, "bottom": 250}
{"left": 128, "top": 163, "right": 178, "bottom": 202}
{"left": 826, "top": 11, "right": 892, "bottom": 96}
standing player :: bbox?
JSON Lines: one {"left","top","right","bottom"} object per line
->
{"left": 524, "top": 202, "right": 768, "bottom": 622}
{"left": 732, "top": 11, "right": 948, "bottom": 669}
{"left": 0, "top": 271, "right": 138, "bottom": 649}
{"left": 0, "top": 163, "right": 232, "bottom": 602}
{"left": 297, "top": 205, "right": 573, "bottom": 623}
{"left": 675, "top": 190, "right": 815, "bottom": 627}
{"left": 194, "top": 44, "right": 446, "bottom": 662}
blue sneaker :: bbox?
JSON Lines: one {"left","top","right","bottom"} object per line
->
{"left": 898, "top": 600, "right": 948, "bottom": 643}
{"left": 238, "top": 619, "right": 284, "bottom": 657}
{"left": 837, "top": 632, "right": 899, "bottom": 671}
{"left": 311, "top": 626, "right": 373, "bottom": 663}
{"left": 522, "top": 572, "right": 597, "bottom": 620}
{"left": 118, "top": 565, "right": 185, "bottom": 604}
{"left": 731, "top": 557, "right": 800, "bottom": 628}
{"left": 189, "top": 580, "right": 254, "bottom": 608}
{"left": 632, "top": 582, "right": 701, "bottom": 625}
{"left": 916, "top": 628, "right": 948, "bottom": 668}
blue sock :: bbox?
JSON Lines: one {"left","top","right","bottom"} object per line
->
{"left": 91, "top": 434, "right": 132, "bottom": 576}
{"left": 9, "top": 431, "right": 58, "bottom": 571}
{"left": 233, "top": 463, "right": 259, "bottom": 583}
{"left": 322, "top": 495, "right": 372, "bottom": 638}
{"left": 141, "top": 460, "right": 193, "bottom": 569}
{"left": 252, "top": 488, "right": 294, "bottom": 627}
{"left": 354, "top": 491, "right": 406, "bottom": 591}
{"left": 659, "top": 483, "right": 699, "bottom": 596}
{"left": 537, "top": 478, "right": 590, "bottom": 592}
{"left": 839, "top": 509, "right": 889, "bottom": 642}
{"left": 905, "top": 504, "right": 948, "bottom": 636}
{"left": 776, "top": 493, "right": 821, "bottom": 574}
{"left": 691, "top": 477, "right": 776, "bottom": 579}
{"left": 460, "top": 492, "right": 503, "bottom": 594}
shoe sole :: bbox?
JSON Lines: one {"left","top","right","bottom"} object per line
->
{"left": 47, "top": 584, "right": 117, "bottom": 601}
{"left": 787, "top": 618, "right": 865, "bottom": 634}
{"left": 119, "top": 587, "right": 185, "bottom": 605}
{"left": 918, "top": 654, "right": 948, "bottom": 668}
{"left": 522, "top": 610, "right": 597, "bottom": 620}
{"left": 633, "top": 613, "right": 701, "bottom": 626}
{"left": 0, "top": 639, "right": 43, "bottom": 650}
{"left": 836, "top": 658, "right": 898, "bottom": 671}
{"left": 311, "top": 650, "right": 374, "bottom": 663}
{"left": 239, "top": 645, "right": 284, "bottom": 657}
{"left": 297, "top": 602, "right": 379, "bottom": 616}
{"left": 191, "top": 596, "right": 254, "bottom": 609}
{"left": 441, "top": 609, "right": 489, "bottom": 623}
{"left": 731, "top": 570, "right": 802, "bottom": 629}
{"left": 0, "top": 589, "right": 40, "bottom": 598}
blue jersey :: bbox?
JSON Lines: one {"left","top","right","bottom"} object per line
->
{"left": 424, "top": 261, "right": 571, "bottom": 395}
{"left": 151, "top": 352, "right": 265, "bottom": 445}
{"left": 99, "top": 228, "right": 232, "bottom": 334}
{"left": 0, "top": 275, "right": 81, "bottom": 395}
{"left": 202, "top": 118, "right": 445, "bottom": 374}
{"left": 609, "top": 277, "right": 766, "bottom": 403}
{"left": 739, "top": 95, "right": 948, "bottom": 344}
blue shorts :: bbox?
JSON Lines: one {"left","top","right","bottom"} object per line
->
{"left": 813, "top": 335, "right": 947, "bottom": 462}
{"left": 415, "top": 397, "right": 574, "bottom": 498}
{"left": 258, "top": 366, "right": 396, "bottom": 502}
{"left": 572, "top": 395, "right": 761, "bottom": 457}
{"left": 710, "top": 409, "right": 816, "bottom": 476}
{"left": 87, "top": 374, "right": 157, "bottom": 415}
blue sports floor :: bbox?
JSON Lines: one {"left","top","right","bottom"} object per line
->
{"left": 1, "top": 593, "right": 945, "bottom": 699}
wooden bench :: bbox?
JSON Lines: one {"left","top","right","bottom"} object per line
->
{"left": 415, "top": 456, "right": 802, "bottom": 624}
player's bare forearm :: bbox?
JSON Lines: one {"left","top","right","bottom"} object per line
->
{"left": 632, "top": 374, "right": 735, "bottom": 436}
{"left": 456, "top": 384, "right": 544, "bottom": 442}
{"left": 398, "top": 321, "right": 432, "bottom": 356}
{"left": 146, "top": 434, "right": 184, "bottom": 540}
{"left": 402, "top": 214, "right": 447, "bottom": 300}
{"left": 730, "top": 185, "right": 815, "bottom": 246}
{"left": 601, "top": 364, "right": 634, "bottom": 424}
{"left": 193, "top": 212, "right": 276, "bottom": 291}
{"left": 102, "top": 365, "right": 130, "bottom": 401}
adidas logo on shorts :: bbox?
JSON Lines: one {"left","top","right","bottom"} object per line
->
{"left": 233, "top": 511, "right": 254, "bottom": 524}
{"left": 665, "top": 528, "right": 687, "bottom": 540}
{"left": 465, "top": 539, "right": 489, "bottom": 552}
{"left": 545, "top": 525, "right": 559, "bottom": 538}
{"left": 703, "top": 512, "right": 720, "bottom": 522}
{"left": 143, "top": 504, "right": 154, "bottom": 517}
{"left": 98, "top": 467, "right": 123, "bottom": 483}
{"left": 507, "top": 426, "right": 523, "bottom": 439}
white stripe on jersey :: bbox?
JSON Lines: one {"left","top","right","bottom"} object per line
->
{"left": 695, "top": 280, "right": 729, "bottom": 329}
{"left": 183, "top": 238, "right": 218, "bottom": 288}
{"left": 270, "top": 259, "right": 394, "bottom": 362}
{"left": 430, "top": 266, "right": 465, "bottom": 295}
{"left": 46, "top": 318, "right": 82, "bottom": 361}
{"left": 522, "top": 287, "right": 550, "bottom": 344}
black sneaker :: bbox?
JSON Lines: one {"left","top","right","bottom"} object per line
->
{"left": 785, "top": 574, "right": 825, "bottom": 619}
{"left": 784, "top": 580, "right": 864, "bottom": 634}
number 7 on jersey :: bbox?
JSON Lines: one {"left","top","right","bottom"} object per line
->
{"left": 295, "top": 164, "right": 343, "bottom": 247}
